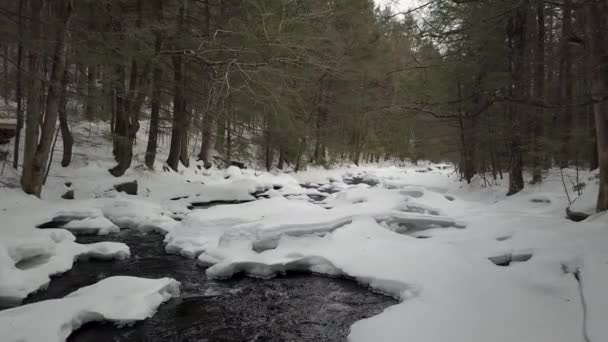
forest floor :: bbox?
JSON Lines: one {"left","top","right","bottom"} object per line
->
{"left": 0, "top": 122, "right": 607, "bottom": 342}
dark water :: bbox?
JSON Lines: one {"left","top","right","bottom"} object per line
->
{"left": 23, "top": 230, "right": 397, "bottom": 342}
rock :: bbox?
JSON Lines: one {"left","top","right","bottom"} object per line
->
{"left": 566, "top": 206, "right": 590, "bottom": 222}
{"left": 114, "top": 180, "right": 138, "bottom": 195}
{"left": 230, "top": 161, "right": 246, "bottom": 169}
{"left": 488, "top": 253, "right": 532, "bottom": 267}
{"left": 61, "top": 190, "right": 75, "bottom": 200}
{"left": 530, "top": 197, "right": 551, "bottom": 204}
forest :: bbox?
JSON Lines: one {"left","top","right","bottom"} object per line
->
{"left": 0, "top": 0, "right": 606, "bottom": 212}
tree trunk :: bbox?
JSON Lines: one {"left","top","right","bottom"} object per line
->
{"left": 145, "top": 47, "right": 162, "bottom": 169}
{"left": 145, "top": 1, "right": 163, "bottom": 170}
{"left": 584, "top": 0, "right": 608, "bottom": 212}
{"left": 506, "top": 1, "right": 527, "bottom": 196}
{"left": 215, "top": 114, "right": 226, "bottom": 155}
{"left": 225, "top": 112, "right": 232, "bottom": 165}
{"left": 277, "top": 147, "right": 285, "bottom": 170}
{"left": 313, "top": 76, "right": 326, "bottom": 164}
{"left": 109, "top": 64, "right": 130, "bottom": 175}
{"left": 109, "top": 0, "right": 147, "bottom": 177}
{"left": 2, "top": 45, "right": 9, "bottom": 105}
{"left": 58, "top": 63, "right": 72, "bottom": 167}
{"left": 558, "top": 0, "right": 573, "bottom": 168}
{"left": 531, "top": 0, "right": 545, "bottom": 183}
{"left": 196, "top": 0, "right": 212, "bottom": 168}
{"left": 85, "top": 65, "right": 97, "bottom": 121}
{"left": 179, "top": 102, "right": 191, "bottom": 167}
{"left": 22, "top": 0, "right": 73, "bottom": 196}
{"left": 167, "top": 53, "right": 184, "bottom": 171}
{"left": 198, "top": 111, "right": 213, "bottom": 166}
{"left": 294, "top": 137, "right": 306, "bottom": 172}
{"left": 264, "top": 111, "right": 273, "bottom": 171}
{"left": 167, "top": 0, "right": 187, "bottom": 171}
{"left": 13, "top": 0, "right": 24, "bottom": 169}
{"left": 21, "top": 0, "right": 45, "bottom": 193}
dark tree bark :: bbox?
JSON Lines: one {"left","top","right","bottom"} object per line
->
{"left": 198, "top": 111, "right": 213, "bottom": 166}
{"left": 506, "top": 1, "right": 527, "bottom": 196}
{"left": 167, "top": 0, "right": 188, "bottom": 171}
{"left": 85, "top": 64, "right": 97, "bottom": 121}
{"left": 214, "top": 114, "right": 226, "bottom": 155}
{"left": 58, "top": 63, "right": 72, "bottom": 167}
{"left": 294, "top": 137, "right": 306, "bottom": 172}
{"left": 277, "top": 147, "right": 285, "bottom": 170}
{"left": 531, "top": 0, "right": 545, "bottom": 184}
{"left": 264, "top": 110, "right": 273, "bottom": 171}
{"left": 21, "top": 0, "right": 44, "bottom": 193}
{"left": 145, "top": 0, "right": 163, "bottom": 170}
{"left": 22, "top": 0, "right": 73, "bottom": 196}
{"left": 13, "top": 0, "right": 25, "bottom": 169}
{"left": 225, "top": 111, "right": 232, "bottom": 165}
{"left": 109, "top": 0, "right": 148, "bottom": 177}
{"left": 584, "top": 0, "right": 608, "bottom": 212}
{"left": 167, "top": 53, "right": 185, "bottom": 171}
{"left": 313, "top": 76, "right": 326, "bottom": 164}
{"left": 179, "top": 101, "right": 191, "bottom": 167}
{"left": 197, "top": 0, "right": 213, "bottom": 167}
{"left": 2, "top": 45, "right": 8, "bottom": 105}
{"left": 558, "top": 0, "right": 574, "bottom": 168}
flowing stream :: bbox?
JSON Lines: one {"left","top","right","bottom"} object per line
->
{"left": 24, "top": 227, "right": 397, "bottom": 341}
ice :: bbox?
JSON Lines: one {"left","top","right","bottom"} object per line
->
{"left": 0, "top": 276, "right": 180, "bottom": 342}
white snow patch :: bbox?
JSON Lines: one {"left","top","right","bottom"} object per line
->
{"left": 0, "top": 230, "right": 129, "bottom": 307}
{"left": 0, "top": 276, "right": 180, "bottom": 342}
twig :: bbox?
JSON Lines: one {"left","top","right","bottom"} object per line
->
{"left": 560, "top": 168, "right": 572, "bottom": 206}
{"left": 43, "top": 126, "right": 60, "bottom": 186}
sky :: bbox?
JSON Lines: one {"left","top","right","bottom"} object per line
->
{"left": 375, "top": 0, "right": 421, "bottom": 12}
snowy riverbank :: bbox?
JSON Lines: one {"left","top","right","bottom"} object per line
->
{"left": 1, "top": 160, "right": 606, "bottom": 341}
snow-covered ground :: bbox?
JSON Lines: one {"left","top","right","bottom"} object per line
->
{"left": 1, "top": 121, "right": 606, "bottom": 341}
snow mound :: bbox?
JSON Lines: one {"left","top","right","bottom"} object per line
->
{"left": 165, "top": 196, "right": 325, "bottom": 257}
{"left": 63, "top": 216, "right": 120, "bottom": 235}
{"left": 102, "top": 199, "right": 177, "bottom": 233}
{"left": 0, "top": 230, "right": 129, "bottom": 307}
{"left": 0, "top": 276, "right": 180, "bottom": 342}
{"left": 207, "top": 255, "right": 342, "bottom": 279}
{"left": 38, "top": 198, "right": 179, "bottom": 234}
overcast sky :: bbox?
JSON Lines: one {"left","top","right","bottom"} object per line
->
{"left": 375, "top": 0, "right": 421, "bottom": 12}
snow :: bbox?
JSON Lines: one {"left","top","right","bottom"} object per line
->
{"left": 168, "top": 165, "right": 606, "bottom": 342}
{"left": 2, "top": 120, "right": 608, "bottom": 342}
{"left": 0, "top": 118, "right": 17, "bottom": 125}
{"left": 0, "top": 228, "right": 129, "bottom": 307}
{"left": 0, "top": 276, "right": 180, "bottom": 342}
{"left": 62, "top": 216, "right": 120, "bottom": 235}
